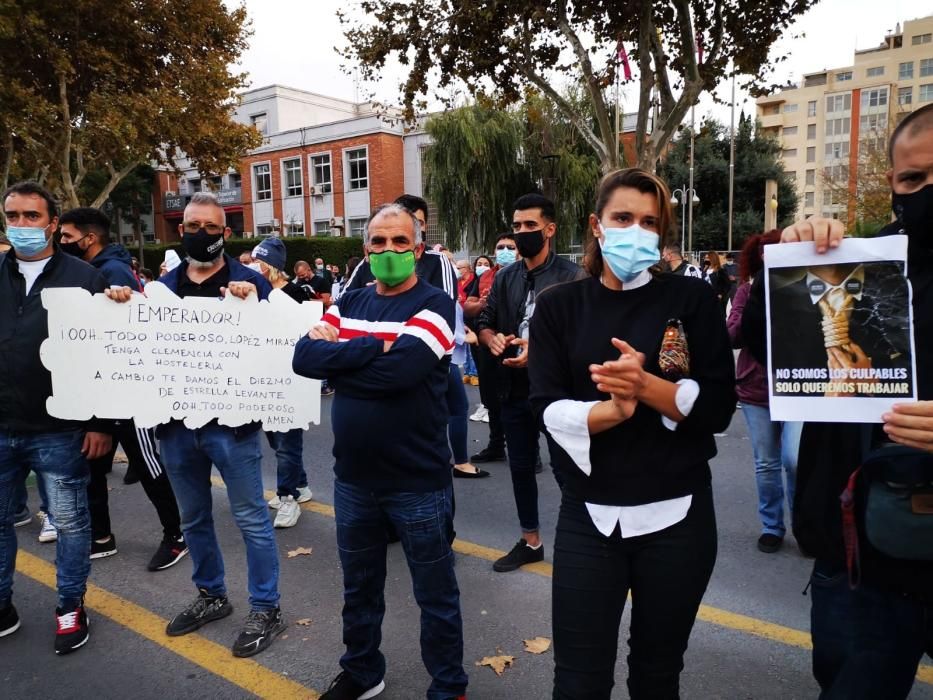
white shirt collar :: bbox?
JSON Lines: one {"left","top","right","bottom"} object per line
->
{"left": 806, "top": 265, "right": 865, "bottom": 305}
{"left": 616, "top": 268, "right": 652, "bottom": 291}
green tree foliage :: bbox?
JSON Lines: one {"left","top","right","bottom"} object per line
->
{"left": 658, "top": 114, "right": 796, "bottom": 252}
{"left": 340, "top": 0, "right": 816, "bottom": 172}
{"left": 423, "top": 92, "right": 602, "bottom": 254}
{"left": 0, "top": 0, "right": 261, "bottom": 208}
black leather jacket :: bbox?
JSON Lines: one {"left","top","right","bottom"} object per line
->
{"left": 476, "top": 253, "right": 585, "bottom": 400}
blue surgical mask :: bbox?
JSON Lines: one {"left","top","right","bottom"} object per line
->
{"left": 598, "top": 223, "right": 660, "bottom": 283}
{"left": 475, "top": 264, "right": 490, "bottom": 276}
{"left": 6, "top": 225, "right": 51, "bottom": 257}
{"left": 495, "top": 248, "right": 517, "bottom": 266}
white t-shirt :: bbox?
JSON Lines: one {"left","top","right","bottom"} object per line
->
{"left": 17, "top": 257, "right": 52, "bottom": 295}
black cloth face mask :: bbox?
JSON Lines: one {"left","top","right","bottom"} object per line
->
{"left": 515, "top": 229, "right": 546, "bottom": 259}
{"left": 183, "top": 228, "right": 225, "bottom": 262}
{"left": 893, "top": 182, "right": 933, "bottom": 254}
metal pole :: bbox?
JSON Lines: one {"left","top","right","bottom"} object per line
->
{"left": 727, "top": 68, "right": 736, "bottom": 252}
{"left": 687, "top": 105, "right": 696, "bottom": 257}
{"left": 615, "top": 61, "right": 621, "bottom": 166}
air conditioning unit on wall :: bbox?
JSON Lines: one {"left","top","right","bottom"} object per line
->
{"left": 330, "top": 216, "right": 344, "bottom": 228}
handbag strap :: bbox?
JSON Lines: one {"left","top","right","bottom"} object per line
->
{"left": 840, "top": 466, "right": 863, "bottom": 590}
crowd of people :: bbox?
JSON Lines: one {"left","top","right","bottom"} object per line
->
{"left": 0, "top": 103, "right": 931, "bottom": 699}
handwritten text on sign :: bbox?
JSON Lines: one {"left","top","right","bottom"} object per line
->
{"left": 40, "top": 282, "right": 322, "bottom": 431}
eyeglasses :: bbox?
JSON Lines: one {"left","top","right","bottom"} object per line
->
{"left": 182, "top": 222, "right": 224, "bottom": 235}
{"left": 495, "top": 244, "right": 517, "bottom": 251}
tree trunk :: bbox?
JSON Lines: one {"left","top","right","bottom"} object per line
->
{"left": 0, "top": 130, "right": 12, "bottom": 193}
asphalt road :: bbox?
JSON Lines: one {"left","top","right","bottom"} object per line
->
{"left": 4, "top": 387, "right": 932, "bottom": 699}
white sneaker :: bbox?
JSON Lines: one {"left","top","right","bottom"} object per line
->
{"left": 482, "top": 412, "right": 490, "bottom": 423}
{"left": 469, "top": 405, "right": 488, "bottom": 422}
{"left": 38, "top": 512, "right": 58, "bottom": 543}
{"left": 273, "top": 496, "right": 301, "bottom": 528}
{"left": 269, "top": 486, "right": 312, "bottom": 509}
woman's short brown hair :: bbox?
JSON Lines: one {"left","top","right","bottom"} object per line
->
{"left": 584, "top": 168, "right": 675, "bottom": 278}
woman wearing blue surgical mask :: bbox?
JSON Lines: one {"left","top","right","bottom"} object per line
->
{"left": 528, "top": 168, "right": 736, "bottom": 699}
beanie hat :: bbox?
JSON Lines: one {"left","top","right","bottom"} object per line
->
{"left": 253, "top": 237, "right": 286, "bottom": 272}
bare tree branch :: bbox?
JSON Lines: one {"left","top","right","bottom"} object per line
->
{"left": 57, "top": 73, "right": 81, "bottom": 209}
{"left": 634, "top": 1, "right": 653, "bottom": 158}
{"left": 90, "top": 160, "right": 139, "bottom": 209}
{"left": 73, "top": 146, "right": 86, "bottom": 190}
{"left": 0, "top": 130, "right": 12, "bottom": 193}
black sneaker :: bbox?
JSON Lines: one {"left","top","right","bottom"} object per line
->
{"left": 231, "top": 608, "right": 286, "bottom": 658}
{"left": 13, "top": 506, "right": 31, "bottom": 528}
{"left": 470, "top": 446, "right": 506, "bottom": 463}
{"left": 320, "top": 670, "right": 386, "bottom": 700}
{"left": 493, "top": 539, "right": 544, "bottom": 572}
{"left": 148, "top": 535, "right": 189, "bottom": 571}
{"left": 0, "top": 603, "right": 20, "bottom": 638}
{"left": 90, "top": 534, "right": 117, "bottom": 560}
{"left": 54, "top": 601, "right": 89, "bottom": 655}
{"left": 166, "top": 589, "right": 233, "bottom": 636}
{"left": 757, "top": 533, "right": 784, "bottom": 554}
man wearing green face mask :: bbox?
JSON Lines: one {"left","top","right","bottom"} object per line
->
{"left": 293, "top": 203, "right": 466, "bottom": 700}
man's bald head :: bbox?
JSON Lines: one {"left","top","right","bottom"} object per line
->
{"left": 888, "top": 103, "right": 933, "bottom": 165}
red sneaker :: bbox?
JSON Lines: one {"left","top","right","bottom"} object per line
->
{"left": 55, "top": 602, "right": 89, "bottom": 655}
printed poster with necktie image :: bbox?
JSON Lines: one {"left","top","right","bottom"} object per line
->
{"left": 764, "top": 235, "right": 917, "bottom": 423}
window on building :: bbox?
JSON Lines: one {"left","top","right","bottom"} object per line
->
{"left": 284, "top": 221, "right": 305, "bottom": 237}
{"left": 920, "top": 84, "right": 933, "bottom": 103}
{"left": 206, "top": 176, "right": 222, "bottom": 191}
{"left": 228, "top": 173, "right": 242, "bottom": 189}
{"left": 783, "top": 103, "right": 798, "bottom": 113}
{"left": 826, "top": 94, "right": 851, "bottom": 113}
{"left": 253, "top": 163, "right": 271, "bottom": 201}
{"left": 899, "top": 86, "right": 913, "bottom": 106}
{"left": 807, "top": 123, "right": 817, "bottom": 139}
{"left": 861, "top": 87, "right": 888, "bottom": 109}
{"left": 899, "top": 61, "right": 914, "bottom": 79}
{"left": 186, "top": 178, "right": 201, "bottom": 194}
{"left": 805, "top": 192, "right": 815, "bottom": 208}
{"left": 256, "top": 224, "right": 274, "bottom": 237}
{"left": 782, "top": 148, "right": 798, "bottom": 158}
{"left": 784, "top": 170, "right": 796, "bottom": 182}
{"left": 912, "top": 33, "right": 932, "bottom": 45}
{"left": 806, "top": 146, "right": 816, "bottom": 163}
{"left": 806, "top": 169, "right": 815, "bottom": 186}
{"left": 807, "top": 100, "right": 817, "bottom": 117}
{"left": 825, "top": 117, "right": 851, "bottom": 137}
{"left": 346, "top": 149, "right": 368, "bottom": 190}
{"left": 783, "top": 126, "right": 798, "bottom": 136}
{"left": 314, "top": 221, "right": 331, "bottom": 236}
{"left": 250, "top": 113, "right": 268, "bottom": 135}
{"left": 866, "top": 66, "right": 884, "bottom": 78}
{"left": 859, "top": 113, "right": 885, "bottom": 135}
{"left": 825, "top": 142, "right": 850, "bottom": 160}
{"left": 836, "top": 71, "right": 853, "bottom": 81}
{"left": 348, "top": 218, "right": 367, "bottom": 238}
{"left": 310, "top": 154, "right": 332, "bottom": 194}
{"left": 921, "top": 58, "right": 933, "bottom": 77}
{"left": 283, "top": 158, "right": 302, "bottom": 197}
{"left": 823, "top": 164, "right": 849, "bottom": 181}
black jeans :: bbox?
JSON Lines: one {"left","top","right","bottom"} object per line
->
{"left": 500, "top": 398, "right": 540, "bottom": 532}
{"left": 474, "top": 346, "right": 504, "bottom": 451}
{"left": 552, "top": 487, "right": 717, "bottom": 700}
{"left": 88, "top": 421, "right": 181, "bottom": 541}
{"left": 810, "top": 560, "right": 933, "bottom": 699}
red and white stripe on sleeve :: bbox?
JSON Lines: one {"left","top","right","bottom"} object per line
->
{"left": 401, "top": 309, "right": 455, "bottom": 359}
{"left": 320, "top": 305, "right": 341, "bottom": 330}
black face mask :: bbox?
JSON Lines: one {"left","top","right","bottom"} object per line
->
{"left": 515, "top": 229, "right": 546, "bottom": 259}
{"left": 60, "top": 236, "right": 88, "bottom": 259}
{"left": 892, "top": 183, "right": 933, "bottom": 253}
{"left": 182, "top": 228, "right": 224, "bottom": 263}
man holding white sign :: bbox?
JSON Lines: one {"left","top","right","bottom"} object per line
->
{"left": 742, "top": 104, "right": 933, "bottom": 699}
{"left": 107, "top": 192, "right": 285, "bottom": 658}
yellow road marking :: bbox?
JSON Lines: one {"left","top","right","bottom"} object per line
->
{"left": 15, "top": 550, "right": 317, "bottom": 699}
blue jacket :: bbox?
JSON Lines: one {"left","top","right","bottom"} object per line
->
{"left": 90, "top": 243, "right": 140, "bottom": 291}
{"left": 160, "top": 253, "right": 272, "bottom": 299}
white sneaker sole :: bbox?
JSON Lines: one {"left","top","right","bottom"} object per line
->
{"left": 296, "top": 489, "right": 313, "bottom": 504}
{"left": 360, "top": 680, "right": 386, "bottom": 699}
{"left": 90, "top": 548, "right": 117, "bottom": 560}
{"left": 0, "top": 619, "right": 21, "bottom": 637}
{"left": 274, "top": 511, "right": 300, "bottom": 528}
{"left": 38, "top": 531, "right": 58, "bottom": 543}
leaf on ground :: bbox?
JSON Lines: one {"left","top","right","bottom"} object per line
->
{"left": 296, "top": 618, "right": 312, "bottom": 626}
{"left": 287, "top": 546, "right": 313, "bottom": 558}
{"left": 523, "top": 637, "right": 551, "bottom": 654}
{"left": 281, "top": 634, "right": 288, "bottom": 640}
{"left": 475, "top": 651, "right": 515, "bottom": 676}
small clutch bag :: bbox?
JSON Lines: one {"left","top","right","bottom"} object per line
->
{"left": 658, "top": 318, "right": 690, "bottom": 382}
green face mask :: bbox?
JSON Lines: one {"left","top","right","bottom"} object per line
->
{"left": 369, "top": 249, "right": 416, "bottom": 287}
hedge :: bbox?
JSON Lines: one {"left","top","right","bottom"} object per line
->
{"left": 137, "top": 236, "right": 367, "bottom": 273}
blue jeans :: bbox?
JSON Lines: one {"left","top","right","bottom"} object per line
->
{"left": 13, "top": 472, "right": 49, "bottom": 515}
{"left": 0, "top": 430, "right": 90, "bottom": 609}
{"left": 334, "top": 479, "right": 467, "bottom": 699}
{"left": 740, "top": 404, "right": 801, "bottom": 537}
{"left": 447, "top": 365, "right": 469, "bottom": 465}
{"left": 159, "top": 422, "right": 280, "bottom": 610}
{"left": 265, "top": 429, "right": 308, "bottom": 498}
{"left": 463, "top": 346, "right": 478, "bottom": 377}
{"left": 810, "top": 560, "right": 933, "bottom": 699}
{"left": 500, "top": 398, "right": 540, "bottom": 532}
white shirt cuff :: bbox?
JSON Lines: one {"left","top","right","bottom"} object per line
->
{"left": 662, "top": 379, "right": 700, "bottom": 431}
{"left": 542, "top": 399, "right": 600, "bottom": 476}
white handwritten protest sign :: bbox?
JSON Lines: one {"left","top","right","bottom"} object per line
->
{"left": 765, "top": 235, "right": 917, "bottom": 423}
{"left": 40, "top": 282, "right": 321, "bottom": 431}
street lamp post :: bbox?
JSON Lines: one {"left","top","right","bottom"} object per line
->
{"left": 671, "top": 185, "right": 700, "bottom": 259}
